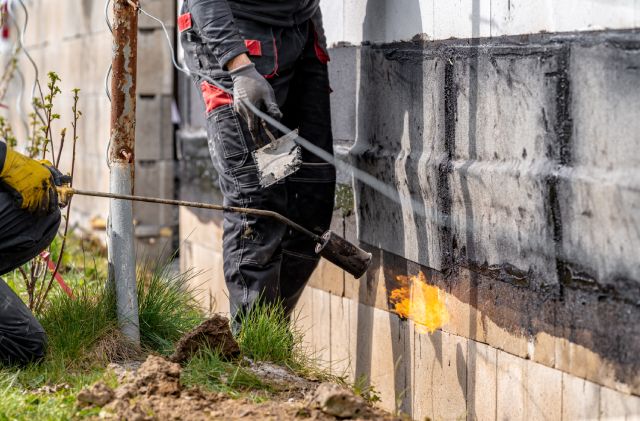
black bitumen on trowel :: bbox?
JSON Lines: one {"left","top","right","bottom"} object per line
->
{"left": 57, "top": 187, "right": 372, "bottom": 278}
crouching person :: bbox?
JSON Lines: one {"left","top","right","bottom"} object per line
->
{"left": 0, "top": 141, "right": 68, "bottom": 365}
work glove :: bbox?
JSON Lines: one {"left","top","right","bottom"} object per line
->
{"left": 0, "top": 147, "right": 71, "bottom": 215}
{"left": 229, "top": 62, "right": 282, "bottom": 137}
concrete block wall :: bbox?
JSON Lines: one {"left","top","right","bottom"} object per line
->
{"left": 175, "top": 1, "right": 640, "bottom": 419}
{"left": 3, "top": 0, "right": 177, "bottom": 260}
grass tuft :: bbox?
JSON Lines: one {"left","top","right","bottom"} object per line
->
{"left": 137, "top": 260, "right": 204, "bottom": 355}
{"left": 182, "top": 348, "right": 268, "bottom": 398}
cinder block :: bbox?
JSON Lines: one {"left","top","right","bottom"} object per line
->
{"left": 136, "top": 95, "right": 174, "bottom": 160}
{"left": 562, "top": 43, "right": 640, "bottom": 287}
{"left": 532, "top": 332, "right": 556, "bottom": 368}
{"left": 138, "top": 0, "right": 176, "bottom": 30}
{"left": 329, "top": 295, "right": 351, "bottom": 377}
{"left": 179, "top": 207, "right": 223, "bottom": 253}
{"left": 181, "top": 239, "right": 228, "bottom": 315}
{"left": 496, "top": 350, "right": 526, "bottom": 420}
{"left": 293, "top": 287, "right": 314, "bottom": 354}
{"left": 561, "top": 373, "right": 600, "bottom": 421}
{"left": 412, "top": 329, "right": 468, "bottom": 421}
{"left": 600, "top": 386, "right": 640, "bottom": 421}
{"left": 311, "top": 287, "right": 332, "bottom": 367}
{"left": 433, "top": 0, "right": 491, "bottom": 39}
{"left": 452, "top": 49, "right": 562, "bottom": 289}
{"left": 446, "top": 275, "right": 488, "bottom": 344}
{"left": 328, "top": 46, "right": 358, "bottom": 143}
{"left": 467, "top": 340, "right": 497, "bottom": 421}
{"left": 137, "top": 28, "right": 174, "bottom": 95}
{"left": 133, "top": 159, "right": 177, "bottom": 228}
{"left": 307, "top": 258, "right": 345, "bottom": 296}
{"left": 484, "top": 317, "right": 530, "bottom": 360}
{"left": 354, "top": 50, "right": 447, "bottom": 271}
{"left": 368, "top": 308, "right": 408, "bottom": 414}
{"left": 524, "top": 360, "right": 562, "bottom": 421}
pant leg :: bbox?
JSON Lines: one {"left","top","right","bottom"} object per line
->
{"left": 0, "top": 277, "right": 47, "bottom": 365}
{"left": 0, "top": 191, "right": 61, "bottom": 275}
{"left": 278, "top": 24, "right": 336, "bottom": 314}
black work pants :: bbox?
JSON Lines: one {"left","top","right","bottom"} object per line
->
{"left": 182, "top": 17, "right": 335, "bottom": 319}
{"left": 0, "top": 191, "right": 59, "bottom": 364}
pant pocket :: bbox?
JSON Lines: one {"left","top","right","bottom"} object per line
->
{"left": 206, "top": 105, "right": 249, "bottom": 171}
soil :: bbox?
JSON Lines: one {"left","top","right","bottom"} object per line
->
{"left": 170, "top": 315, "right": 240, "bottom": 364}
{"left": 80, "top": 355, "right": 400, "bottom": 421}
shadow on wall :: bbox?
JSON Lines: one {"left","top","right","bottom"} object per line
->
{"left": 352, "top": 0, "right": 424, "bottom": 416}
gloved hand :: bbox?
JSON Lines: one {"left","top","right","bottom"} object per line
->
{"left": 229, "top": 62, "right": 282, "bottom": 136}
{"left": 0, "top": 147, "right": 71, "bottom": 214}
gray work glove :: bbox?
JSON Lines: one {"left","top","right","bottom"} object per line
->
{"left": 229, "top": 63, "right": 282, "bottom": 136}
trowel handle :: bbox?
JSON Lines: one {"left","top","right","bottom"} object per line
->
{"left": 315, "top": 231, "right": 372, "bottom": 279}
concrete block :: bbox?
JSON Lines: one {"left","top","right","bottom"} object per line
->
{"left": 467, "top": 340, "right": 497, "bottom": 421}
{"left": 308, "top": 258, "right": 345, "bottom": 296}
{"left": 293, "top": 287, "right": 315, "bottom": 355}
{"left": 532, "top": 331, "right": 556, "bottom": 368}
{"left": 600, "top": 386, "right": 640, "bottom": 421}
{"left": 327, "top": 46, "right": 358, "bottom": 144}
{"left": 133, "top": 160, "right": 177, "bottom": 228}
{"left": 137, "top": 28, "right": 174, "bottom": 95}
{"left": 311, "top": 287, "right": 332, "bottom": 367}
{"left": 524, "top": 361, "right": 562, "bottom": 421}
{"left": 432, "top": 0, "right": 491, "bottom": 39}
{"left": 138, "top": 0, "right": 176, "bottom": 29}
{"left": 561, "top": 43, "right": 640, "bottom": 287}
{"left": 484, "top": 317, "right": 529, "bottom": 360}
{"left": 343, "top": 0, "right": 431, "bottom": 44}
{"left": 451, "top": 49, "right": 561, "bottom": 288}
{"left": 496, "top": 350, "right": 526, "bottom": 420}
{"left": 329, "top": 295, "right": 352, "bottom": 377}
{"left": 180, "top": 239, "right": 228, "bottom": 315}
{"left": 354, "top": 49, "right": 447, "bottom": 271}
{"left": 561, "top": 373, "right": 600, "bottom": 421}
{"left": 367, "top": 308, "right": 410, "bottom": 414}
{"left": 318, "top": 0, "right": 344, "bottom": 46}
{"left": 136, "top": 95, "right": 174, "bottom": 160}
{"left": 446, "top": 276, "right": 488, "bottom": 344}
{"left": 179, "top": 207, "right": 223, "bottom": 253}
{"left": 412, "top": 330, "right": 468, "bottom": 420}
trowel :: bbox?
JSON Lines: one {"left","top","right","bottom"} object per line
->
{"left": 252, "top": 122, "right": 302, "bottom": 188}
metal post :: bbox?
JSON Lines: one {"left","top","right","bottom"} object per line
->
{"left": 108, "top": 0, "right": 140, "bottom": 345}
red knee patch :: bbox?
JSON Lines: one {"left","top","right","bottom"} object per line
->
{"left": 244, "top": 39, "right": 262, "bottom": 56}
{"left": 178, "top": 13, "right": 192, "bottom": 32}
{"left": 200, "top": 81, "right": 232, "bottom": 114}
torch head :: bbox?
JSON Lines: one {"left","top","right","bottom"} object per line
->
{"left": 315, "top": 230, "right": 372, "bottom": 279}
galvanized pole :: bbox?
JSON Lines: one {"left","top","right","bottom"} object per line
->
{"left": 108, "top": 0, "right": 140, "bottom": 345}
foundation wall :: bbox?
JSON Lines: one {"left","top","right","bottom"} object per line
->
{"left": 176, "top": 2, "right": 640, "bottom": 419}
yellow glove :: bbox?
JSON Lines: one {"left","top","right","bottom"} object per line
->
{"left": 0, "top": 147, "right": 58, "bottom": 214}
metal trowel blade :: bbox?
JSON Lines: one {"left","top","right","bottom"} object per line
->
{"left": 253, "top": 129, "right": 302, "bottom": 188}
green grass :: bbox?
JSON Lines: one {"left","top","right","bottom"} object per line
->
{"left": 182, "top": 348, "right": 269, "bottom": 399}
{"left": 137, "top": 261, "right": 204, "bottom": 355}
{"left": 0, "top": 233, "right": 205, "bottom": 420}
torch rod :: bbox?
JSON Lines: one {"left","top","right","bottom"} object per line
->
{"left": 59, "top": 187, "right": 322, "bottom": 243}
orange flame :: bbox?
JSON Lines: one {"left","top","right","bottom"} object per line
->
{"left": 390, "top": 271, "right": 449, "bottom": 334}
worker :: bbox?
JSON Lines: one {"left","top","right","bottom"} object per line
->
{"left": 0, "top": 141, "right": 68, "bottom": 365}
{"left": 180, "top": 1, "right": 336, "bottom": 323}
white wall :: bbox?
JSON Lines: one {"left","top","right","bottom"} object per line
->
{"left": 320, "top": 0, "right": 640, "bottom": 45}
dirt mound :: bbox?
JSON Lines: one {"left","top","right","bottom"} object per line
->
{"left": 78, "top": 354, "right": 399, "bottom": 420}
{"left": 81, "top": 355, "right": 218, "bottom": 420}
{"left": 170, "top": 314, "right": 240, "bottom": 364}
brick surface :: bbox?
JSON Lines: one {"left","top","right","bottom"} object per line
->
{"left": 467, "top": 340, "right": 497, "bottom": 421}
{"left": 496, "top": 350, "right": 526, "bottom": 421}
{"left": 524, "top": 360, "right": 562, "bottom": 421}
{"left": 561, "top": 373, "right": 600, "bottom": 421}
{"left": 413, "top": 330, "right": 468, "bottom": 421}
{"left": 329, "top": 295, "right": 351, "bottom": 377}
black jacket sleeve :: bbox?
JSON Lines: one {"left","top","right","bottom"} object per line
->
{"left": 188, "top": 0, "right": 248, "bottom": 69}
